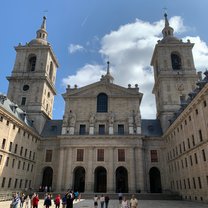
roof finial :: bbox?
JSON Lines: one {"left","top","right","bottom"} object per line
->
{"left": 164, "top": 12, "right": 169, "bottom": 27}
{"left": 107, "top": 61, "right": 110, "bottom": 74}
{"left": 41, "top": 16, "right": 47, "bottom": 30}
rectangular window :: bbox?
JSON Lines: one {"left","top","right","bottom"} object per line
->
{"left": 204, "top": 100, "right": 207, "bottom": 107}
{"left": 185, "top": 157, "right": 188, "bottom": 167}
{"left": 31, "top": 164, "right": 33, "bottom": 172}
{"left": 202, "top": 149, "right": 206, "bottom": 161}
{"left": 98, "top": 125, "right": 105, "bottom": 135}
{"left": 198, "top": 177, "right": 202, "bottom": 189}
{"left": 192, "top": 135, "right": 195, "bottom": 146}
{"left": 19, "top": 179, "right": 22, "bottom": 188}
{"left": 0, "top": 116, "right": 3, "bottom": 122}
{"left": 6, "top": 120, "right": 9, "bottom": 126}
{"left": 0, "top": 155, "right": 2, "bottom": 165}
{"left": 150, "top": 150, "right": 158, "bottom": 162}
{"left": 25, "top": 180, "right": 28, "bottom": 189}
{"left": 20, "top": 146, "right": 23, "bottom": 156}
{"left": 33, "top": 152, "right": 36, "bottom": 160}
{"left": 14, "top": 179, "right": 18, "bottom": 188}
{"left": 193, "top": 177, "right": 196, "bottom": 189}
{"left": 21, "top": 97, "right": 26, "bottom": 105}
{"left": 118, "top": 124, "right": 124, "bottom": 135}
{"left": 194, "top": 153, "right": 198, "bottom": 164}
{"left": 77, "top": 149, "right": 84, "bottom": 161}
{"left": 13, "top": 124, "right": 15, "bottom": 130}
{"left": 29, "top": 151, "right": 32, "bottom": 159}
{"left": 187, "top": 138, "right": 190, "bottom": 149}
{"left": 18, "top": 161, "right": 21, "bottom": 169}
{"left": 5, "top": 157, "right": 9, "bottom": 167}
{"left": 199, "top": 130, "right": 203, "bottom": 142}
{"left": 8, "top": 178, "right": 12, "bottom": 188}
{"left": 9, "top": 142, "right": 12, "bottom": 152}
{"left": 1, "top": 177, "right": 6, "bottom": 188}
{"left": 14, "top": 144, "right": 18, "bottom": 154}
{"left": 79, "top": 125, "right": 86, "bottom": 135}
{"left": 22, "top": 162, "right": 25, "bottom": 170}
{"left": 190, "top": 155, "right": 193, "bottom": 166}
{"left": 187, "top": 178, "right": 191, "bottom": 189}
{"left": 24, "top": 149, "right": 27, "bottom": 157}
{"left": 12, "top": 159, "right": 15, "bottom": 168}
{"left": 183, "top": 179, "right": 186, "bottom": 189}
{"left": 118, "top": 149, "right": 125, "bottom": 162}
{"left": 27, "top": 163, "right": 30, "bottom": 171}
{"left": 183, "top": 141, "right": 186, "bottom": 152}
{"left": 97, "top": 149, "right": 104, "bottom": 161}
{"left": 45, "top": 150, "right": 53, "bottom": 162}
{"left": 1, "top": 139, "right": 6, "bottom": 149}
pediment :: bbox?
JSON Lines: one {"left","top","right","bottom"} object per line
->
{"left": 63, "top": 80, "right": 143, "bottom": 99}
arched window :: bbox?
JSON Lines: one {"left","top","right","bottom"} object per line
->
{"left": 28, "top": 55, "right": 37, "bottom": 71}
{"left": 171, "top": 53, "right": 182, "bottom": 70}
{"left": 49, "top": 61, "right": 53, "bottom": 80}
{"left": 97, "top": 93, "right": 108, "bottom": 112}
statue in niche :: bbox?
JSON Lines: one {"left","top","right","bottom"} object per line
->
{"left": 108, "top": 111, "right": 115, "bottom": 125}
{"left": 89, "top": 113, "right": 96, "bottom": 126}
{"left": 135, "top": 110, "right": 141, "bottom": 126}
{"left": 68, "top": 110, "right": 76, "bottom": 127}
{"left": 128, "top": 112, "right": 134, "bottom": 126}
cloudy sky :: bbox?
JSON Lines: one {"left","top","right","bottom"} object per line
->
{"left": 1, "top": 0, "right": 208, "bottom": 119}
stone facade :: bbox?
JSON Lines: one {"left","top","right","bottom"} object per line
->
{"left": 0, "top": 14, "right": 208, "bottom": 203}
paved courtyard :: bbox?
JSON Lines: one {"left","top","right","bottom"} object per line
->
{"left": 1, "top": 199, "right": 207, "bottom": 208}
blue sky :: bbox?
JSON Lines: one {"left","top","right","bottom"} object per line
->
{"left": 1, "top": 0, "right": 208, "bottom": 120}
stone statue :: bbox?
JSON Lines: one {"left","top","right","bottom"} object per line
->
{"left": 68, "top": 111, "right": 76, "bottom": 127}
{"left": 108, "top": 111, "right": 114, "bottom": 125}
{"left": 89, "top": 113, "right": 96, "bottom": 125}
{"left": 135, "top": 110, "right": 141, "bottom": 126}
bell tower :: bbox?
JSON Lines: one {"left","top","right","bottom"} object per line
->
{"left": 151, "top": 13, "right": 198, "bottom": 132}
{"left": 7, "top": 16, "right": 59, "bottom": 133}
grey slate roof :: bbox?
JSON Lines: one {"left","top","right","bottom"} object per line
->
{"left": 141, "top": 119, "right": 163, "bottom": 137}
{"left": 0, "top": 94, "right": 34, "bottom": 128}
{"left": 41, "top": 119, "right": 63, "bottom": 137}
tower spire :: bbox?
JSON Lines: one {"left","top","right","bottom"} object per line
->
{"left": 41, "top": 16, "right": 47, "bottom": 30}
{"left": 107, "top": 61, "right": 110, "bottom": 75}
{"left": 162, "top": 13, "right": 174, "bottom": 38}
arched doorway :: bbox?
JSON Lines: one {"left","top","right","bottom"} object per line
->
{"left": 73, "top": 167, "right": 85, "bottom": 192}
{"left": 149, "top": 167, "right": 162, "bottom": 193}
{"left": 116, "top": 166, "right": 128, "bottom": 193}
{"left": 42, "top": 167, "right": 53, "bottom": 190}
{"left": 94, "top": 166, "right": 107, "bottom": 192}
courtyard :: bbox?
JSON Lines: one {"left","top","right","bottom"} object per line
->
{"left": 1, "top": 199, "right": 207, "bottom": 208}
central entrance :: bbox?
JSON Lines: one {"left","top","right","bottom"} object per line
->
{"left": 149, "top": 167, "right": 162, "bottom": 193}
{"left": 42, "top": 167, "right": 53, "bottom": 190}
{"left": 94, "top": 166, "right": 107, "bottom": 192}
{"left": 73, "top": 166, "right": 85, "bottom": 192}
{"left": 116, "top": 166, "right": 128, "bottom": 193}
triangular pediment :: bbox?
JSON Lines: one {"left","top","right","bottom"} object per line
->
{"left": 63, "top": 80, "right": 143, "bottom": 100}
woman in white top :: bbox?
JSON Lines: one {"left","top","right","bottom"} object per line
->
{"left": 121, "top": 197, "right": 129, "bottom": 208}
{"left": 100, "top": 194, "right": 105, "bottom": 208}
{"left": 94, "top": 195, "right": 98, "bottom": 208}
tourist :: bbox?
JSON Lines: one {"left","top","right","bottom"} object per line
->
{"left": 54, "top": 194, "right": 61, "bottom": 208}
{"left": 25, "top": 195, "right": 30, "bottom": 208}
{"left": 44, "top": 194, "right": 52, "bottom": 208}
{"left": 104, "top": 195, "right": 109, "bottom": 208}
{"left": 10, "top": 193, "right": 19, "bottom": 208}
{"left": 130, "top": 195, "right": 138, "bottom": 208}
{"left": 66, "top": 190, "right": 74, "bottom": 208}
{"left": 118, "top": 192, "right": 123, "bottom": 204}
{"left": 93, "top": 194, "right": 98, "bottom": 208}
{"left": 20, "top": 193, "right": 25, "bottom": 208}
{"left": 100, "top": 194, "right": 105, "bottom": 208}
{"left": 121, "top": 197, "right": 129, "bottom": 208}
{"left": 74, "top": 190, "right": 79, "bottom": 201}
{"left": 61, "top": 194, "right": 67, "bottom": 208}
{"left": 32, "top": 193, "right": 39, "bottom": 208}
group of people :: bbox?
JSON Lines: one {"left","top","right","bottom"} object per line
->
{"left": 119, "top": 194, "right": 139, "bottom": 208}
{"left": 93, "top": 194, "right": 109, "bottom": 208}
{"left": 10, "top": 191, "right": 75, "bottom": 208}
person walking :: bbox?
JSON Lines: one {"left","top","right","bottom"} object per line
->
{"left": 100, "top": 194, "right": 105, "bottom": 208}
{"left": 10, "top": 193, "right": 19, "bottom": 208}
{"left": 25, "top": 195, "right": 30, "bottom": 208}
{"left": 54, "top": 194, "right": 61, "bottom": 208}
{"left": 130, "top": 195, "right": 138, "bottom": 208}
{"left": 44, "top": 195, "right": 52, "bottom": 208}
{"left": 121, "top": 197, "right": 129, "bottom": 208}
{"left": 104, "top": 195, "right": 109, "bottom": 208}
{"left": 93, "top": 195, "right": 98, "bottom": 208}
{"left": 32, "top": 193, "right": 39, "bottom": 208}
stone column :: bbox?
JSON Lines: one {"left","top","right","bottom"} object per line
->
{"left": 56, "top": 148, "right": 64, "bottom": 191}
{"left": 137, "top": 147, "right": 145, "bottom": 192}
{"left": 65, "top": 147, "right": 73, "bottom": 190}
{"left": 129, "top": 148, "right": 136, "bottom": 192}
{"left": 107, "top": 148, "right": 114, "bottom": 192}
{"left": 85, "top": 147, "right": 94, "bottom": 192}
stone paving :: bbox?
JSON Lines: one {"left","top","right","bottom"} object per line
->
{"left": 1, "top": 199, "right": 208, "bottom": 208}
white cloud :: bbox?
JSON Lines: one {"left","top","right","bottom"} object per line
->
{"left": 62, "top": 16, "right": 208, "bottom": 119}
{"left": 68, "top": 44, "right": 85, "bottom": 54}
{"left": 62, "top": 64, "right": 106, "bottom": 87}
